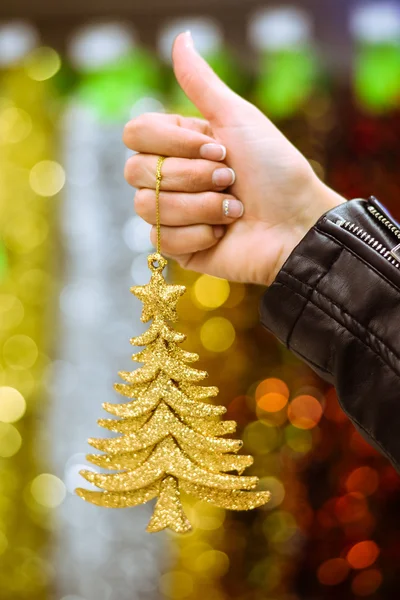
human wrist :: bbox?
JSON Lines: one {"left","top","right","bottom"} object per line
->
{"left": 267, "top": 181, "right": 347, "bottom": 286}
{"left": 301, "top": 179, "right": 347, "bottom": 234}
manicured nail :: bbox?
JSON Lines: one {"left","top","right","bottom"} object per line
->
{"left": 214, "top": 226, "right": 226, "bottom": 239}
{"left": 200, "top": 143, "right": 227, "bottom": 161}
{"left": 212, "top": 167, "right": 236, "bottom": 187}
{"left": 184, "top": 30, "right": 194, "bottom": 48}
{"left": 222, "top": 199, "right": 244, "bottom": 219}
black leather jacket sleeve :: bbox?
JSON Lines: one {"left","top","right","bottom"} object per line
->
{"left": 259, "top": 195, "right": 400, "bottom": 472}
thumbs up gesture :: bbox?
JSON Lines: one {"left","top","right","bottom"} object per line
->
{"left": 124, "top": 32, "right": 345, "bottom": 286}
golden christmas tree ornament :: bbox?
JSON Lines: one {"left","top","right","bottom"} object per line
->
{"left": 76, "top": 156, "right": 271, "bottom": 532}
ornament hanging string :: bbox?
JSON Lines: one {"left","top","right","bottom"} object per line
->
{"left": 155, "top": 156, "right": 166, "bottom": 256}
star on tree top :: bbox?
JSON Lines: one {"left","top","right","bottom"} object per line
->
{"left": 131, "top": 254, "right": 186, "bottom": 323}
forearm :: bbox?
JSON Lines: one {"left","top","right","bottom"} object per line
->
{"left": 260, "top": 195, "right": 400, "bottom": 471}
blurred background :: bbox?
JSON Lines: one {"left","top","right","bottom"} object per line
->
{"left": 1, "top": 1, "right": 400, "bottom": 599}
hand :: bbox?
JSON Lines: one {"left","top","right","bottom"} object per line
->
{"left": 123, "top": 32, "right": 346, "bottom": 286}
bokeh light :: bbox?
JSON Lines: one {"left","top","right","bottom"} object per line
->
{"left": 256, "top": 377, "right": 290, "bottom": 400}
{"left": 287, "top": 395, "right": 323, "bottom": 429}
{"left": 257, "top": 392, "right": 288, "bottom": 412}
{"left": 159, "top": 570, "right": 193, "bottom": 599}
{"left": 29, "top": 160, "right": 66, "bottom": 197}
{"left": 0, "top": 386, "right": 26, "bottom": 423}
{"left": 335, "top": 493, "right": 369, "bottom": 524}
{"left": 351, "top": 568, "right": 383, "bottom": 596}
{"left": 0, "top": 294, "right": 24, "bottom": 330}
{"left": 345, "top": 466, "right": 379, "bottom": 496}
{"left": 190, "top": 502, "right": 225, "bottom": 531}
{"left": 346, "top": 540, "right": 380, "bottom": 569}
{"left": 259, "top": 476, "right": 285, "bottom": 509}
{"left": 192, "top": 274, "right": 230, "bottom": 309}
{"left": 317, "top": 558, "right": 350, "bottom": 585}
{"left": 262, "top": 510, "right": 297, "bottom": 544}
{"left": 0, "top": 422, "right": 22, "bottom": 457}
{"left": 24, "top": 47, "right": 61, "bottom": 81}
{"left": 0, "top": 106, "right": 32, "bottom": 144}
{"left": 2, "top": 334, "right": 38, "bottom": 369}
{"left": 193, "top": 550, "right": 230, "bottom": 577}
{"left": 200, "top": 316, "right": 235, "bottom": 352}
{"left": 244, "top": 421, "right": 280, "bottom": 455}
{"left": 30, "top": 474, "right": 66, "bottom": 508}
{"left": 285, "top": 424, "right": 313, "bottom": 454}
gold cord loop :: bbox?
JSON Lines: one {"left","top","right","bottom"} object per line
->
{"left": 155, "top": 156, "right": 166, "bottom": 256}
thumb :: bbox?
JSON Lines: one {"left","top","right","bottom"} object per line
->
{"left": 172, "top": 31, "right": 244, "bottom": 126}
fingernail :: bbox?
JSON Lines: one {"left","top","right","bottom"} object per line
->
{"left": 213, "top": 167, "right": 236, "bottom": 187}
{"left": 222, "top": 199, "right": 244, "bottom": 219}
{"left": 214, "top": 226, "right": 226, "bottom": 239}
{"left": 200, "top": 143, "right": 227, "bottom": 161}
{"left": 184, "top": 30, "right": 194, "bottom": 48}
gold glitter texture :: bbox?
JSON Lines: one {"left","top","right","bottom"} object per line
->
{"left": 76, "top": 253, "right": 270, "bottom": 532}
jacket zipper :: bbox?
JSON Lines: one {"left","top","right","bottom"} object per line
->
{"left": 367, "top": 205, "right": 400, "bottom": 241}
{"left": 334, "top": 217, "right": 400, "bottom": 269}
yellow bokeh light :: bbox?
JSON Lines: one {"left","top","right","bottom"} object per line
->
{"left": 30, "top": 474, "right": 66, "bottom": 508}
{"left": 243, "top": 421, "right": 280, "bottom": 455}
{"left": 0, "top": 423, "right": 22, "bottom": 458}
{"left": 29, "top": 160, "right": 65, "bottom": 197}
{"left": 285, "top": 425, "right": 313, "bottom": 454}
{"left": 24, "top": 47, "right": 61, "bottom": 81}
{"left": 263, "top": 511, "right": 297, "bottom": 544}
{"left": 0, "top": 107, "right": 32, "bottom": 144}
{"left": 3, "top": 335, "right": 38, "bottom": 369}
{"left": 224, "top": 282, "right": 246, "bottom": 308}
{"left": 0, "top": 294, "right": 24, "bottom": 331}
{"left": 192, "top": 274, "right": 230, "bottom": 309}
{"left": 0, "top": 387, "right": 26, "bottom": 423}
{"left": 259, "top": 477, "right": 285, "bottom": 510}
{"left": 200, "top": 317, "right": 235, "bottom": 352}
{"left": 194, "top": 550, "right": 230, "bottom": 577}
{"left": 191, "top": 501, "right": 225, "bottom": 531}
{"left": 1, "top": 369, "right": 35, "bottom": 398}
{"left": 180, "top": 541, "right": 212, "bottom": 570}
{"left": 159, "top": 570, "right": 193, "bottom": 599}
{"left": 3, "top": 213, "right": 49, "bottom": 254}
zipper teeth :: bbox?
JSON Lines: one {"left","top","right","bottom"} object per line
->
{"left": 367, "top": 205, "right": 400, "bottom": 240}
{"left": 338, "top": 219, "right": 400, "bottom": 269}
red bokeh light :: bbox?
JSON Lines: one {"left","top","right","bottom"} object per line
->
{"left": 346, "top": 541, "right": 380, "bottom": 570}
{"left": 317, "top": 558, "right": 350, "bottom": 586}
{"left": 288, "top": 395, "right": 323, "bottom": 430}
{"left": 351, "top": 568, "right": 383, "bottom": 596}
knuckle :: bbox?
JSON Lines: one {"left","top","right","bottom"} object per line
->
{"left": 133, "top": 189, "right": 145, "bottom": 214}
{"left": 186, "top": 163, "right": 200, "bottom": 192}
{"left": 173, "top": 136, "right": 190, "bottom": 158}
{"left": 203, "top": 192, "right": 220, "bottom": 220}
{"left": 123, "top": 115, "right": 148, "bottom": 147}
{"left": 134, "top": 189, "right": 152, "bottom": 221}
{"left": 122, "top": 122, "right": 130, "bottom": 145}
{"left": 124, "top": 155, "right": 140, "bottom": 185}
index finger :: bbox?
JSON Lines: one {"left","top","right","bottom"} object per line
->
{"left": 123, "top": 112, "right": 224, "bottom": 160}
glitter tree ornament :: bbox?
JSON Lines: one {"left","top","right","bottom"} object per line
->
{"left": 76, "top": 158, "right": 270, "bottom": 533}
